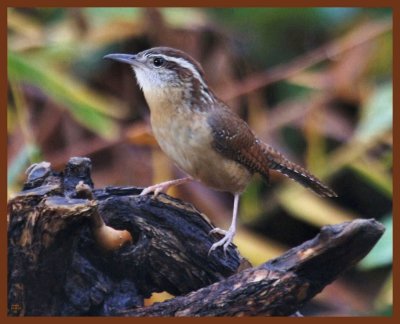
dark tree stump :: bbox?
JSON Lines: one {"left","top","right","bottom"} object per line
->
{"left": 7, "top": 157, "right": 384, "bottom": 316}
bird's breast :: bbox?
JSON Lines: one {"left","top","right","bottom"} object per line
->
{"left": 148, "top": 100, "right": 251, "bottom": 193}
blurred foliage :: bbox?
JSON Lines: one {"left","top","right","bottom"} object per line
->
{"left": 210, "top": 8, "right": 333, "bottom": 67}
{"left": 9, "top": 52, "right": 121, "bottom": 139}
{"left": 355, "top": 82, "right": 392, "bottom": 141}
{"left": 7, "top": 7, "right": 392, "bottom": 316}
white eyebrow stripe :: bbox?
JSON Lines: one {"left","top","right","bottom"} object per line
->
{"left": 161, "top": 56, "right": 215, "bottom": 103}
{"left": 146, "top": 53, "right": 215, "bottom": 104}
{"left": 149, "top": 54, "right": 207, "bottom": 87}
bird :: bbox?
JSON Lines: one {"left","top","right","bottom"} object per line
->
{"left": 104, "top": 47, "right": 337, "bottom": 254}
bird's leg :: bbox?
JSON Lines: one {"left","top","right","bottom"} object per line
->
{"left": 208, "top": 193, "right": 240, "bottom": 255}
{"left": 140, "top": 176, "right": 193, "bottom": 197}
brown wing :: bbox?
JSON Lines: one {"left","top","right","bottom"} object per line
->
{"left": 207, "top": 101, "right": 270, "bottom": 182}
{"left": 208, "top": 101, "right": 337, "bottom": 198}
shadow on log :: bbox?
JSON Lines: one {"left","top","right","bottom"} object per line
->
{"left": 7, "top": 157, "right": 384, "bottom": 316}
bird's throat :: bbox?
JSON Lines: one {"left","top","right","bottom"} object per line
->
{"left": 143, "top": 87, "right": 185, "bottom": 117}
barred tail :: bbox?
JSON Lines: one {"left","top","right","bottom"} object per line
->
{"left": 262, "top": 143, "right": 338, "bottom": 198}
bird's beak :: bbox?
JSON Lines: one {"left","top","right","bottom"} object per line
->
{"left": 103, "top": 53, "right": 137, "bottom": 65}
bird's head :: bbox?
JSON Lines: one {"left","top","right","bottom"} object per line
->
{"left": 104, "top": 47, "right": 215, "bottom": 106}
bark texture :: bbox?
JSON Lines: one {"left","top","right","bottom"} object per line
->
{"left": 7, "top": 157, "right": 384, "bottom": 316}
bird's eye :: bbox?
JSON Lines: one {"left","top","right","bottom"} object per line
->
{"left": 153, "top": 57, "right": 164, "bottom": 67}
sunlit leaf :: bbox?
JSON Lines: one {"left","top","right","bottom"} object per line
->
{"left": 8, "top": 51, "right": 120, "bottom": 140}
{"left": 7, "top": 8, "right": 44, "bottom": 51}
{"left": 7, "top": 144, "right": 41, "bottom": 188}
{"left": 366, "top": 32, "right": 392, "bottom": 79}
{"left": 304, "top": 105, "right": 327, "bottom": 173}
{"left": 355, "top": 82, "right": 392, "bottom": 141}
{"left": 162, "top": 8, "right": 209, "bottom": 27}
{"left": 278, "top": 186, "right": 355, "bottom": 226}
{"left": 286, "top": 70, "right": 328, "bottom": 90}
{"left": 83, "top": 8, "right": 141, "bottom": 27}
{"left": 348, "top": 159, "right": 392, "bottom": 198}
{"left": 322, "top": 132, "right": 389, "bottom": 180}
{"left": 85, "top": 20, "right": 145, "bottom": 48}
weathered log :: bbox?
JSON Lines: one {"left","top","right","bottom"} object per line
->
{"left": 7, "top": 157, "right": 384, "bottom": 316}
{"left": 122, "top": 218, "right": 384, "bottom": 316}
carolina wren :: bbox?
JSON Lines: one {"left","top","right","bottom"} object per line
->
{"left": 104, "top": 47, "right": 337, "bottom": 254}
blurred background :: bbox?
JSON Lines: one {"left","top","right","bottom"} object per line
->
{"left": 7, "top": 8, "right": 392, "bottom": 316}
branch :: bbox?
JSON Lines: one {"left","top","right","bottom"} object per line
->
{"left": 7, "top": 157, "right": 384, "bottom": 316}
{"left": 121, "top": 218, "right": 384, "bottom": 316}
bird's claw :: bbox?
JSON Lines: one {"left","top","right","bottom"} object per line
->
{"left": 140, "top": 184, "right": 166, "bottom": 197}
{"left": 208, "top": 227, "right": 227, "bottom": 236}
{"left": 140, "top": 177, "right": 193, "bottom": 197}
{"left": 208, "top": 227, "right": 235, "bottom": 256}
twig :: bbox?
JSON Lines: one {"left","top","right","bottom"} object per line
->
{"left": 222, "top": 19, "right": 392, "bottom": 101}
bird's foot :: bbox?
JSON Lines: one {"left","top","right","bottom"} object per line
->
{"left": 209, "top": 227, "right": 227, "bottom": 236}
{"left": 140, "top": 177, "right": 192, "bottom": 197}
{"left": 208, "top": 227, "right": 235, "bottom": 255}
{"left": 140, "top": 183, "right": 169, "bottom": 197}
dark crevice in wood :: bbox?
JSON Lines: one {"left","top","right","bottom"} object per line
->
{"left": 8, "top": 157, "right": 384, "bottom": 316}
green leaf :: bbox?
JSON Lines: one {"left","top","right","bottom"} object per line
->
{"left": 83, "top": 8, "right": 140, "bottom": 27}
{"left": 348, "top": 160, "right": 392, "bottom": 198}
{"left": 355, "top": 82, "right": 392, "bottom": 141}
{"left": 162, "top": 8, "right": 208, "bottom": 27}
{"left": 8, "top": 144, "right": 41, "bottom": 188}
{"left": 278, "top": 185, "right": 355, "bottom": 227}
{"left": 375, "top": 305, "right": 393, "bottom": 316}
{"left": 8, "top": 51, "right": 119, "bottom": 140}
{"left": 359, "top": 214, "right": 392, "bottom": 270}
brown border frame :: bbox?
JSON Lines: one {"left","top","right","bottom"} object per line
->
{"left": 2, "top": 1, "right": 397, "bottom": 322}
